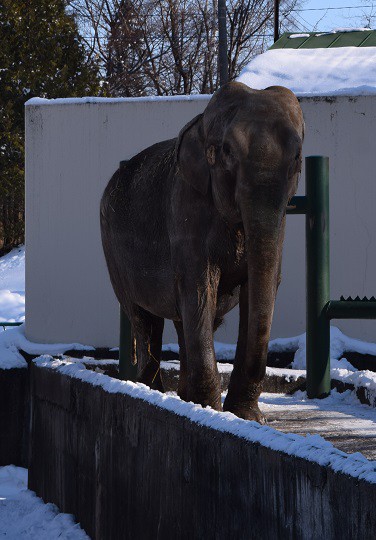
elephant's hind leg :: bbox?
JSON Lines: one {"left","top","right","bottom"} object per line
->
{"left": 133, "top": 307, "right": 165, "bottom": 392}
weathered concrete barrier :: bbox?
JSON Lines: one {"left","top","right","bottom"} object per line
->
{"left": 0, "top": 366, "right": 28, "bottom": 466}
{"left": 29, "top": 358, "right": 376, "bottom": 540}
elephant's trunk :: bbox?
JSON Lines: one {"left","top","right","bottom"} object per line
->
{"left": 245, "top": 230, "right": 281, "bottom": 381}
{"left": 241, "top": 197, "right": 286, "bottom": 383}
{"left": 223, "top": 197, "right": 286, "bottom": 421}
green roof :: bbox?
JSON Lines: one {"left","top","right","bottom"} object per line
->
{"left": 270, "top": 30, "right": 376, "bottom": 50}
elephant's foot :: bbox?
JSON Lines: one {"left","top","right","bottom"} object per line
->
{"left": 185, "top": 373, "right": 222, "bottom": 411}
{"left": 223, "top": 379, "right": 265, "bottom": 423}
{"left": 223, "top": 400, "right": 266, "bottom": 424}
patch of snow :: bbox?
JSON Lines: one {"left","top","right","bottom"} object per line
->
{"left": 266, "top": 366, "right": 305, "bottom": 382}
{"left": 237, "top": 47, "right": 376, "bottom": 97}
{"left": 291, "top": 326, "right": 376, "bottom": 370}
{"left": 0, "top": 291, "right": 24, "bottom": 323}
{"left": 33, "top": 356, "right": 376, "bottom": 483}
{"left": 290, "top": 326, "right": 376, "bottom": 403}
{"left": 217, "top": 362, "right": 234, "bottom": 374}
{"left": 269, "top": 334, "right": 300, "bottom": 353}
{"left": 0, "top": 246, "right": 25, "bottom": 323}
{"left": 26, "top": 95, "right": 210, "bottom": 106}
{"left": 0, "top": 325, "right": 94, "bottom": 370}
{"left": 0, "top": 246, "right": 24, "bottom": 292}
{"left": 160, "top": 360, "right": 180, "bottom": 371}
{"left": 323, "top": 28, "right": 371, "bottom": 34}
{"left": 332, "top": 367, "right": 376, "bottom": 395}
{"left": 0, "top": 465, "right": 88, "bottom": 539}
{"left": 289, "top": 30, "right": 371, "bottom": 39}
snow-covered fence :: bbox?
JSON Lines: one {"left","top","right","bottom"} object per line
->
{"left": 29, "top": 358, "right": 376, "bottom": 540}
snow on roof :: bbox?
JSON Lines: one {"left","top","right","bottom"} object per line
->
{"left": 237, "top": 46, "right": 376, "bottom": 97}
{"left": 319, "top": 27, "right": 372, "bottom": 34}
{"left": 289, "top": 28, "right": 372, "bottom": 38}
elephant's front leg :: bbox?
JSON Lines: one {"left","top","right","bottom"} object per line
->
{"left": 223, "top": 282, "right": 266, "bottom": 424}
{"left": 179, "top": 276, "right": 221, "bottom": 411}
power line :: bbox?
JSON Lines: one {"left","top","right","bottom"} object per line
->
{"left": 290, "top": 4, "right": 376, "bottom": 12}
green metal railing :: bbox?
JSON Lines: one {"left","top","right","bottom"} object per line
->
{"left": 0, "top": 322, "right": 22, "bottom": 330}
{"left": 288, "top": 155, "right": 376, "bottom": 398}
{"left": 119, "top": 155, "right": 376, "bottom": 399}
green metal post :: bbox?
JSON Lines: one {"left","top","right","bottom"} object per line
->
{"left": 327, "top": 300, "right": 376, "bottom": 320}
{"left": 119, "top": 307, "right": 137, "bottom": 381}
{"left": 306, "top": 156, "right": 330, "bottom": 398}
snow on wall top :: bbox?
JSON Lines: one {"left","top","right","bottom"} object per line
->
{"left": 33, "top": 355, "right": 376, "bottom": 483}
{"left": 237, "top": 46, "right": 376, "bottom": 97}
{"left": 26, "top": 94, "right": 210, "bottom": 106}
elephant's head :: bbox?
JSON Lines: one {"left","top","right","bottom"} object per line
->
{"left": 177, "top": 82, "right": 303, "bottom": 221}
{"left": 177, "top": 82, "right": 304, "bottom": 389}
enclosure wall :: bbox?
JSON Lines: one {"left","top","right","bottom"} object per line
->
{"left": 29, "top": 363, "right": 376, "bottom": 540}
{"left": 25, "top": 95, "right": 376, "bottom": 346}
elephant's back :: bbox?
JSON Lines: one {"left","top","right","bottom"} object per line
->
{"left": 100, "top": 138, "right": 178, "bottom": 317}
{"left": 101, "top": 138, "right": 175, "bottom": 209}
{"left": 101, "top": 138, "right": 175, "bottom": 225}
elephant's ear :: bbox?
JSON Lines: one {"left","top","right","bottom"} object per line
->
{"left": 176, "top": 113, "right": 210, "bottom": 195}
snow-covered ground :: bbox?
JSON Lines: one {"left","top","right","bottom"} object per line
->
{"left": 0, "top": 246, "right": 25, "bottom": 323}
{"left": 260, "top": 390, "right": 376, "bottom": 451}
{"left": 0, "top": 466, "right": 88, "bottom": 539}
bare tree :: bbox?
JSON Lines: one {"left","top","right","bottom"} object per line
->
{"left": 68, "top": 0, "right": 303, "bottom": 96}
{"left": 358, "top": 1, "right": 376, "bottom": 28}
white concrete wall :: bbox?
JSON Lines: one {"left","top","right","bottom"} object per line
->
{"left": 25, "top": 94, "right": 376, "bottom": 347}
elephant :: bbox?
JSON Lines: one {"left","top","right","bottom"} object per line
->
{"left": 100, "top": 81, "right": 304, "bottom": 423}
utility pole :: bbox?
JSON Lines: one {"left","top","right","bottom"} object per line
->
{"left": 274, "top": 0, "right": 279, "bottom": 42}
{"left": 218, "top": 0, "right": 228, "bottom": 86}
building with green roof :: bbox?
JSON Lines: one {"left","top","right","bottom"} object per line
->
{"left": 270, "top": 29, "right": 376, "bottom": 50}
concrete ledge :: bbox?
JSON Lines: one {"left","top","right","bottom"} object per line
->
{"left": 0, "top": 367, "right": 28, "bottom": 466}
{"left": 160, "top": 361, "right": 307, "bottom": 395}
{"left": 84, "top": 359, "right": 376, "bottom": 406}
{"left": 29, "top": 360, "right": 376, "bottom": 540}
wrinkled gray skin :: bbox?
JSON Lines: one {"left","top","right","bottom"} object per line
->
{"left": 100, "top": 82, "right": 304, "bottom": 423}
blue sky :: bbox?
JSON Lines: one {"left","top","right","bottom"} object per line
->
{"left": 287, "top": 1, "right": 375, "bottom": 32}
